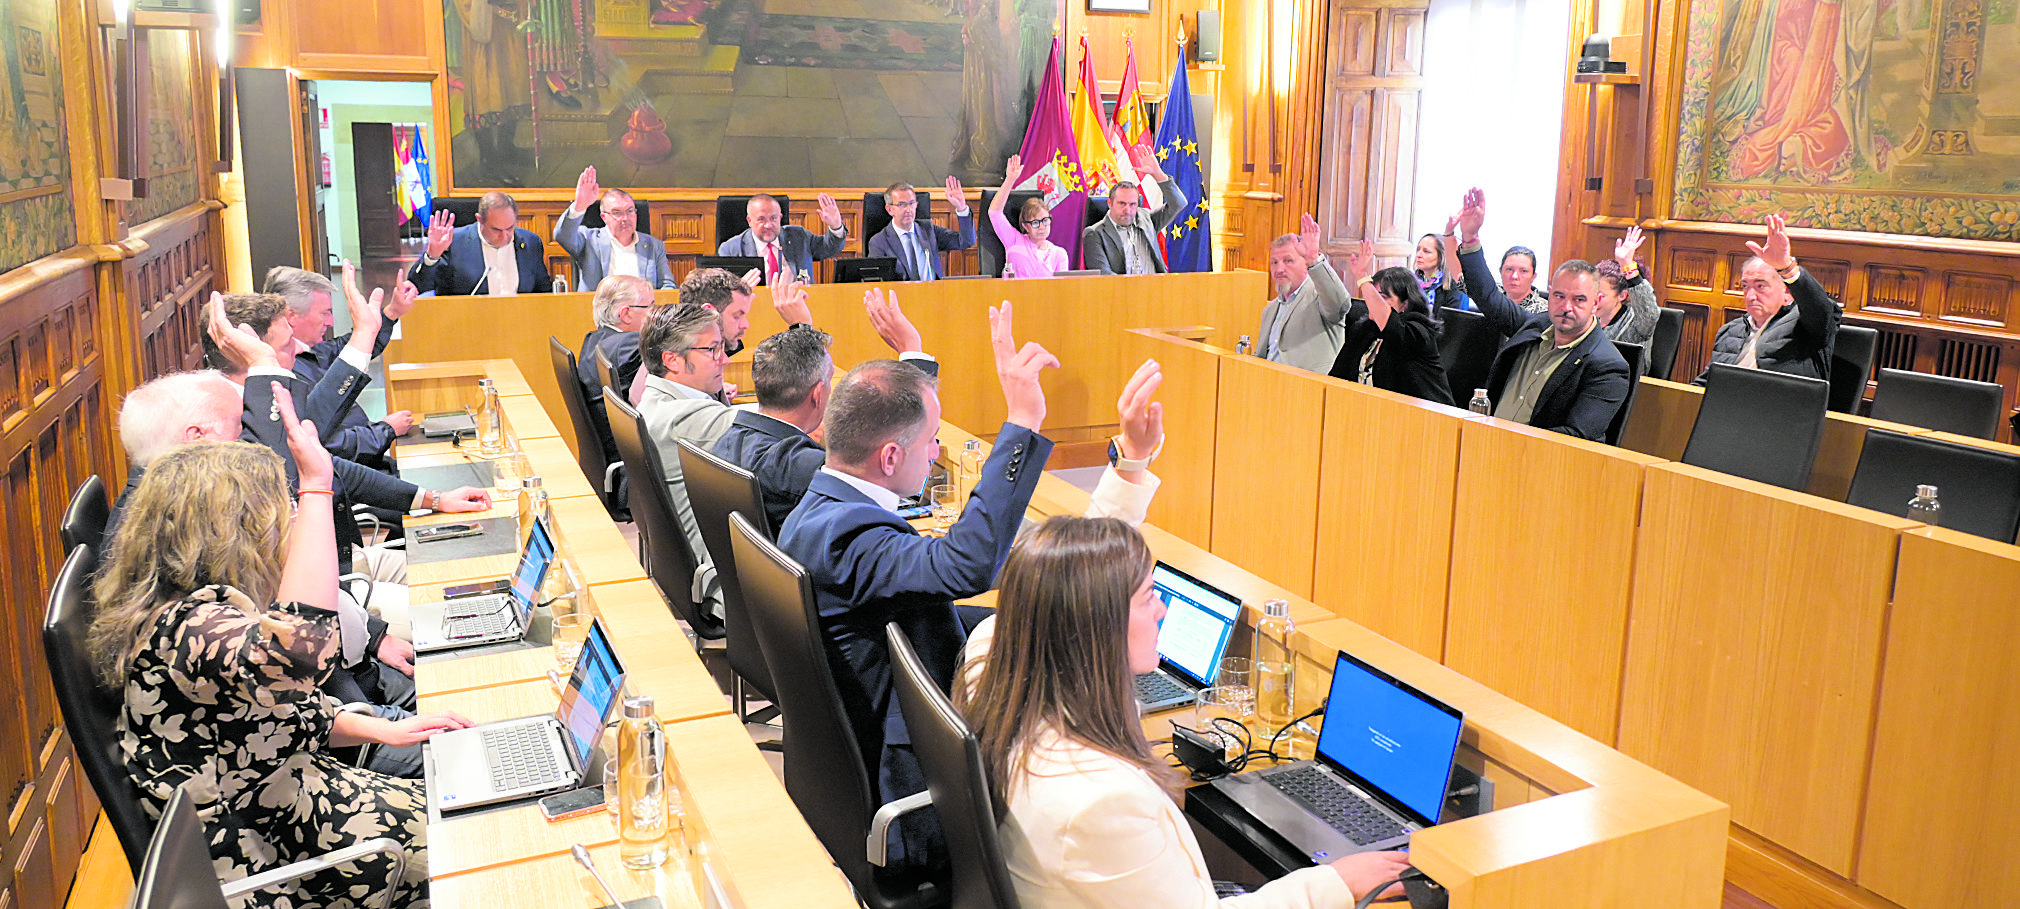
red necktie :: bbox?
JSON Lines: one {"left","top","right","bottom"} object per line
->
{"left": 767, "top": 243, "right": 781, "bottom": 284}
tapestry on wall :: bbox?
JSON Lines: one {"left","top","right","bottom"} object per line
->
{"left": 1675, "top": 0, "right": 2020, "bottom": 240}
{"left": 0, "top": 0, "right": 75, "bottom": 274}
{"left": 440, "top": 0, "right": 1058, "bottom": 190}
{"left": 131, "top": 29, "right": 200, "bottom": 226}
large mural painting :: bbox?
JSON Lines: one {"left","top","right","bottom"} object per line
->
{"left": 1675, "top": 0, "right": 2020, "bottom": 240}
{"left": 441, "top": 0, "right": 1059, "bottom": 190}
{"left": 132, "top": 29, "right": 200, "bottom": 226}
{"left": 0, "top": 0, "right": 73, "bottom": 274}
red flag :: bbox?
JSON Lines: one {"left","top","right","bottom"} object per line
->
{"left": 1013, "top": 37, "right": 1088, "bottom": 266}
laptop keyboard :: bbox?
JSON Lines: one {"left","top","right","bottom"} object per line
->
{"left": 1135, "top": 672, "right": 1190, "bottom": 704}
{"left": 447, "top": 606, "right": 514, "bottom": 639}
{"left": 482, "top": 723, "right": 561, "bottom": 791}
{"left": 1266, "top": 765, "right": 1409, "bottom": 845}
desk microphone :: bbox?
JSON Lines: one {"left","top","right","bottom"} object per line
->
{"left": 472, "top": 265, "right": 494, "bottom": 295}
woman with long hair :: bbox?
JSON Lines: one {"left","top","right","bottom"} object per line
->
{"left": 1326, "top": 241, "right": 1455, "bottom": 406}
{"left": 958, "top": 518, "right": 1409, "bottom": 908}
{"left": 92, "top": 387, "right": 466, "bottom": 907}
{"left": 1411, "top": 232, "right": 1469, "bottom": 314}
{"left": 988, "top": 154, "right": 1069, "bottom": 278}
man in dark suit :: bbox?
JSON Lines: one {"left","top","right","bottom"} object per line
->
{"left": 1452, "top": 187, "right": 1629, "bottom": 440}
{"left": 578, "top": 275, "right": 656, "bottom": 461}
{"left": 1693, "top": 213, "right": 1841, "bottom": 384}
{"left": 717, "top": 192, "right": 848, "bottom": 286}
{"left": 558, "top": 166, "right": 678, "bottom": 291}
{"left": 1081, "top": 153, "right": 1185, "bottom": 274}
{"left": 264, "top": 264, "right": 413, "bottom": 469}
{"left": 778, "top": 302, "right": 1057, "bottom": 873}
{"left": 865, "top": 177, "right": 977, "bottom": 282}
{"left": 408, "top": 191, "right": 553, "bottom": 296}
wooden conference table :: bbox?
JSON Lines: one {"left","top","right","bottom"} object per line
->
{"left": 391, "top": 357, "right": 1727, "bottom": 909}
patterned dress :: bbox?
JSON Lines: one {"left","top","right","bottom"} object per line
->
{"left": 119, "top": 585, "right": 428, "bottom": 908}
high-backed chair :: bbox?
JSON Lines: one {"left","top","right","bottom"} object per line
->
{"left": 1436, "top": 307, "right": 1504, "bottom": 406}
{"left": 429, "top": 196, "right": 480, "bottom": 227}
{"left": 61, "top": 474, "right": 110, "bottom": 553}
{"left": 1648, "top": 306, "right": 1684, "bottom": 381}
{"left": 1867, "top": 368, "right": 2007, "bottom": 439}
{"left": 676, "top": 440, "right": 780, "bottom": 730}
{"left": 863, "top": 190, "right": 935, "bottom": 251}
{"left": 730, "top": 514, "right": 946, "bottom": 909}
{"left": 43, "top": 544, "right": 156, "bottom": 871}
{"left": 1845, "top": 429, "right": 2020, "bottom": 543}
{"left": 1075, "top": 197, "right": 1112, "bottom": 270}
{"left": 1828, "top": 324, "right": 1879, "bottom": 414}
{"left": 131, "top": 782, "right": 409, "bottom": 909}
{"left": 976, "top": 189, "right": 1042, "bottom": 278}
{"left": 1606, "top": 341, "right": 1646, "bottom": 447}
{"left": 1681, "top": 364, "right": 1830, "bottom": 490}
{"left": 888, "top": 624, "right": 1022, "bottom": 909}
{"left": 715, "top": 195, "right": 793, "bottom": 249}
{"left": 594, "top": 346, "right": 617, "bottom": 401}
{"left": 604, "top": 388, "right": 722, "bottom": 639}
{"left": 548, "top": 337, "right": 624, "bottom": 518}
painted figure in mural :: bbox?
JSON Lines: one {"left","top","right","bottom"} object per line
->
{"left": 449, "top": 0, "right": 532, "bottom": 185}
{"left": 1726, "top": 0, "right": 1854, "bottom": 180}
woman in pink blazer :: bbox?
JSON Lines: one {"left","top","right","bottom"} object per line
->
{"left": 988, "top": 155, "right": 1069, "bottom": 279}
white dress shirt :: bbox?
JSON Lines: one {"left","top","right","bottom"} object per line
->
{"left": 819, "top": 465, "right": 905, "bottom": 512}
{"left": 609, "top": 235, "right": 641, "bottom": 279}
{"left": 479, "top": 237, "right": 519, "bottom": 297}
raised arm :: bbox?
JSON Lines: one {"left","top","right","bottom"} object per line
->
{"left": 1748, "top": 213, "right": 1841, "bottom": 342}
{"left": 556, "top": 167, "right": 596, "bottom": 256}
{"left": 1297, "top": 213, "right": 1351, "bottom": 325}
{"left": 273, "top": 385, "right": 337, "bottom": 613}
{"left": 1454, "top": 188, "right": 1528, "bottom": 336}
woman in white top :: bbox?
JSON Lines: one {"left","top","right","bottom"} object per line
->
{"left": 957, "top": 519, "right": 1410, "bottom": 908}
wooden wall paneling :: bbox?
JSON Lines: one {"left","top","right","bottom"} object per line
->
{"left": 1311, "top": 380, "right": 1464, "bottom": 658}
{"left": 288, "top": 0, "right": 439, "bottom": 73}
{"left": 5, "top": 814, "right": 50, "bottom": 909}
{"left": 1859, "top": 528, "right": 2020, "bottom": 909}
{"left": 1210, "top": 355, "right": 1326, "bottom": 598}
{"left": 1443, "top": 418, "right": 1659, "bottom": 744}
{"left": 1214, "top": 0, "right": 1327, "bottom": 271}
{"left": 1619, "top": 462, "right": 1913, "bottom": 877}
{"left": 1119, "top": 328, "right": 1222, "bottom": 550}
{"left": 1315, "top": 2, "right": 1427, "bottom": 262}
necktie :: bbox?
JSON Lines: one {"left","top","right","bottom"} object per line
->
{"left": 904, "top": 230, "right": 933, "bottom": 282}
{"left": 766, "top": 242, "right": 782, "bottom": 286}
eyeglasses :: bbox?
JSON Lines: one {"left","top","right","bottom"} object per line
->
{"left": 680, "top": 342, "right": 726, "bottom": 357}
{"left": 1025, "top": 216, "right": 1052, "bottom": 226}
{"left": 887, "top": 200, "right": 918, "bottom": 209}
{"left": 602, "top": 207, "right": 636, "bottom": 218}
{"left": 621, "top": 303, "right": 652, "bottom": 312}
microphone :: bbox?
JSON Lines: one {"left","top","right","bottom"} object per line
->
{"left": 472, "top": 264, "right": 494, "bottom": 295}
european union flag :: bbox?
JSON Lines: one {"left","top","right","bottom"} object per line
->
{"left": 1153, "top": 59, "right": 1211, "bottom": 272}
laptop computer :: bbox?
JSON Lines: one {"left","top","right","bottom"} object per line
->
{"left": 410, "top": 518, "right": 554, "bottom": 653}
{"left": 1134, "top": 561, "right": 1243, "bottom": 711}
{"left": 1211, "top": 649, "right": 1465, "bottom": 862}
{"left": 427, "top": 616, "right": 627, "bottom": 812}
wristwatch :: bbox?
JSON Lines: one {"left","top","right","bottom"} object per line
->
{"left": 1107, "top": 435, "right": 1164, "bottom": 471}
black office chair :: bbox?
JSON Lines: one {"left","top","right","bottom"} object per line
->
{"left": 43, "top": 544, "right": 156, "bottom": 872}
{"left": 131, "top": 782, "right": 409, "bottom": 909}
{"left": 1606, "top": 341, "right": 1646, "bottom": 447}
{"left": 888, "top": 624, "right": 1021, "bottom": 909}
{"left": 977, "top": 189, "right": 1042, "bottom": 278}
{"left": 863, "top": 190, "right": 935, "bottom": 252}
{"left": 594, "top": 345, "right": 617, "bottom": 401}
{"left": 1648, "top": 306, "right": 1685, "bottom": 381}
{"left": 1075, "top": 197, "right": 1112, "bottom": 270}
{"left": 715, "top": 195, "right": 794, "bottom": 249}
{"left": 729, "top": 514, "right": 947, "bottom": 909}
{"left": 1867, "top": 368, "right": 2006, "bottom": 439}
{"left": 61, "top": 474, "right": 110, "bottom": 553}
{"left": 548, "top": 338, "right": 625, "bottom": 518}
{"left": 676, "top": 440, "right": 781, "bottom": 733}
{"left": 1681, "top": 363, "right": 1830, "bottom": 490}
{"left": 1436, "top": 307, "right": 1504, "bottom": 406}
{"left": 428, "top": 196, "right": 480, "bottom": 227}
{"left": 581, "top": 197, "right": 649, "bottom": 231}
{"left": 1845, "top": 429, "right": 2020, "bottom": 543}
{"left": 604, "top": 388, "right": 723, "bottom": 640}
{"left": 1828, "top": 325, "right": 1879, "bottom": 414}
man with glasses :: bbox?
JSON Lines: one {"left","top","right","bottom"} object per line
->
{"left": 718, "top": 192, "right": 849, "bottom": 286}
{"left": 558, "top": 167, "right": 679, "bottom": 291}
{"left": 578, "top": 275, "right": 656, "bottom": 462}
{"left": 638, "top": 303, "right": 739, "bottom": 620}
{"left": 867, "top": 177, "right": 977, "bottom": 281}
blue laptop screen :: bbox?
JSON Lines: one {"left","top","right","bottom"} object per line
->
{"left": 508, "top": 520, "right": 556, "bottom": 622}
{"left": 1313, "top": 651, "right": 1465, "bottom": 826}
{"left": 556, "top": 618, "right": 624, "bottom": 765}
{"left": 1151, "top": 562, "right": 1242, "bottom": 687}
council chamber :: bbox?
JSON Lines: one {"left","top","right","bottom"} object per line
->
{"left": 4, "top": 1, "right": 2017, "bottom": 908}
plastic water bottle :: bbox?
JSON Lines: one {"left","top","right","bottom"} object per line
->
{"left": 959, "top": 439, "right": 984, "bottom": 502}
{"left": 1908, "top": 485, "right": 1941, "bottom": 527}
{"left": 476, "top": 378, "right": 506, "bottom": 456}
{"left": 1003, "top": 262, "right": 1016, "bottom": 279}
{"left": 1252, "top": 599, "right": 1297, "bottom": 731}
{"left": 1236, "top": 334, "right": 1253, "bottom": 356}
{"left": 619, "top": 696, "right": 672, "bottom": 870}
{"left": 1468, "top": 388, "right": 1492, "bottom": 415}
{"left": 517, "top": 476, "right": 548, "bottom": 546}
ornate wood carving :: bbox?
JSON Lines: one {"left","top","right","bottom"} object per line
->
{"left": 1942, "top": 272, "right": 2009, "bottom": 326}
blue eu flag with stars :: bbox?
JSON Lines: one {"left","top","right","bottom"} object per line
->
{"left": 1153, "top": 59, "right": 1211, "bottom": 272}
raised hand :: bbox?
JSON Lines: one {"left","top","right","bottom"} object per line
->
{"left": 425, "top": 210, "right": 455, "bottom": 260}
{"left": 739, "top": 267, "right": 762, "bottom": 289}
{"left": 572, "top": 165, "right": 600, "bottom": 213}
{"left": 1115, "top": 358, "right": 1164, "bottom": 467}
{"left": 1457, "top": 187, "right": 1486, "bottom": 244}
{"left": 1294, "top": 212, "right": 1322, "bottom": 263}
{"left": 274, "top": 382, "right": 333, "bottom": 492}
{"left": 1134, "top": 143, "right": 1167, "bottom": 182}
{"left": 339, "top": 259, "right": 384, "bottom": 352}
{"left": 772, "top": 271, "right": 813, "bottom": 326}
{"left": 1003, "top": 154, "right": 1025, "bottom": 188}
{"left": 1615, "top": 225, "right": 1645, "bottom": 270}
{"left": 865, "top": 286, "right": 922, "bottom": 354}
{"left": 206, "top": 292, "right": 276, "bottom": 369}
{"left": 1744, "top": 213, "right": 1794, "bottom": 271}
{"left": 1343, "top": 238, "right": 1376, "bottom": 287}
{"left": 945, "top": 175, "right": 967, "bottom": 209}
{"left": 385, "top": 279, "right": 419, "bottom": 321}
{"left": 989, "top": 301, "right": 1059, "bottom": 431}
{"left": 816, "top": 192, "right": 844, "bottom": 231}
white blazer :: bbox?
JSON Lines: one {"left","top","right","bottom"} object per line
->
{"left": 998, "top": 727, "right": 1355, "bottom": 909}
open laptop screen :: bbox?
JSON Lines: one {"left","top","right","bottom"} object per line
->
{"left": 1314, "top": 650, "right": 1465, "bottom": 827}
{"left": 555, "top": 618, "right": 625, "bottom": 766}
{"left": 508, "top": 519, "right": 556, "bottom": 621}
{"left": 1151, "top": 562, "right": 1242, "bottom": 687}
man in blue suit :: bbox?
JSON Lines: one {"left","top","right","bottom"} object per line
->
{"left": 558, "top": 166, "right": 678, "bottom": 291}
{"left": 866, "top": 177, "right": 976, "bottom": 281}
{"left": 717, "top": 192, "right": 848, "bottom": 286}
{"left": 779, "top": 302, "right": 1055, "bottom": 873}
{"left": 408, "top": 191, "right": 553, "bottom": 296}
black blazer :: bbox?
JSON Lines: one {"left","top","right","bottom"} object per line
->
{"left": 1459, "top": 247, "right": 1629, "bottom": 440}
{"left": 712, "top": 410, "right": 827, "bottom": 533}
{"left": 1326, "top": 303, "right": 1455, "bottom": 406}
{"left": 408, "top": 224, "right": 554, "bottom": 296}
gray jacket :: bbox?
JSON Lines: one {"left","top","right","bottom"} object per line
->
{"left": 1694, "top": 269, "right": 1841, "bottom": 384}
{"left": 638, "top": 373, "right": 739, "bottom": 618}
{"left": 1256, "top": 258, "right": 1350, "bottom": 373}
{"left": 556, "top": 207, "right": 678, "bottom": 291}
{"left": 1081, "top": 178, "right": 1186, "bottom": 274}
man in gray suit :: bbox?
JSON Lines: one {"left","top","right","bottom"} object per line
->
{"left": 558, "top": 166, "right": 677, "bottom": 291}
{"left": 717, "top": 192, "right": 848, "bottom": 285}
{"left": 637, "top": 302, "right": 738, "bottom": 621}
{"left": 1255, "top": 213, "right": 1349, "bottom": 373}
{"left": 1081, "top": 153, "right": 1185, "bottom": 275}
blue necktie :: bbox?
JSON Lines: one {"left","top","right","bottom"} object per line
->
{"left": 904, "top": 229, "right": 933, "bottom": 282}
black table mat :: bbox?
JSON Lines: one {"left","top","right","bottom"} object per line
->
{"left": 402, "top": 460, "right": 496, "bottom": 492}
{"left": 406, "top": 516, "right": 519, "bottom": 564}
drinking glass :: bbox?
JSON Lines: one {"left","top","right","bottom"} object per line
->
{"left": 553, "top": 613, "right": 592, "bottom": 679}
{"left": 1193, "top": 687, "right": 1252, "bottom": 762}
{"left": 493, "top": 451, "right": 525, "bottom": 492}
{"left": 929, "top": 483, "right": 960, "bottom": 530}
